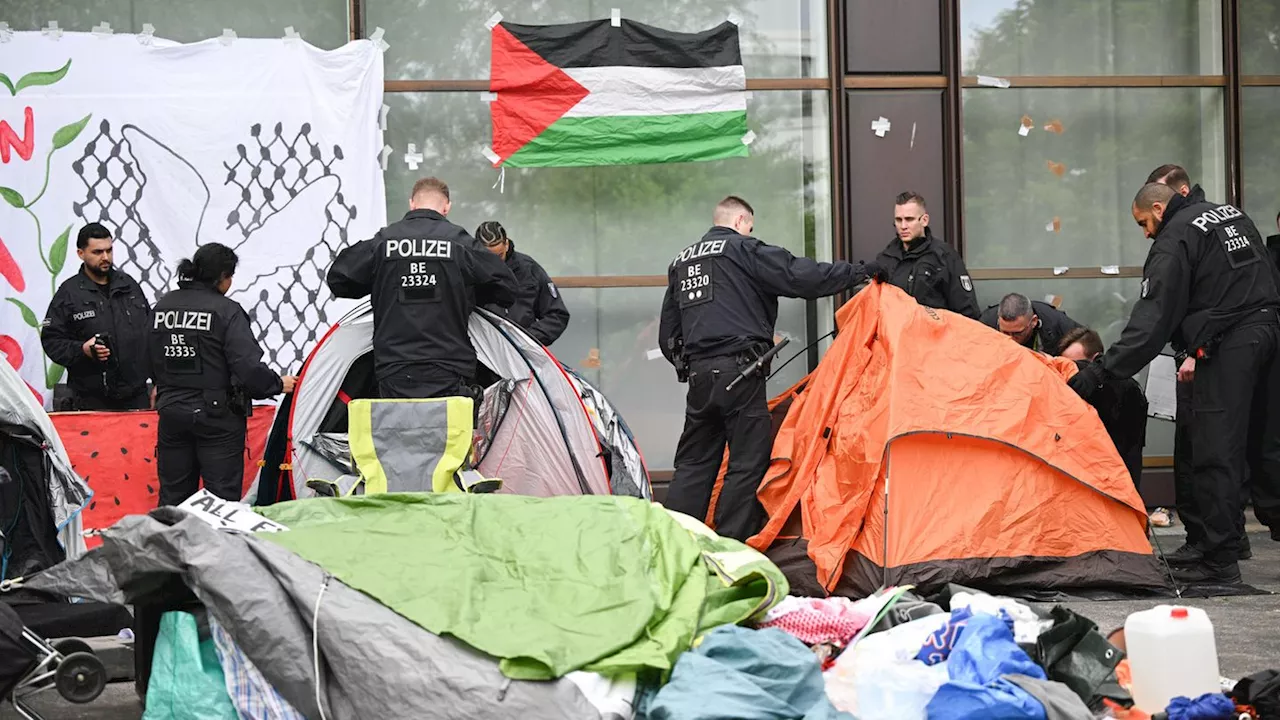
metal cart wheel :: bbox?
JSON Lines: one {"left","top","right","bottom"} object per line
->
{"left": 53, "top": 652, "right": 106, "bottom": 704}
{"left": 52, "top": 638, "right": 92, "bottom": 657}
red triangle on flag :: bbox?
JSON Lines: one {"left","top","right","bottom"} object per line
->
{"left": 490, "top": 24, "right": 589, "bottom": 164}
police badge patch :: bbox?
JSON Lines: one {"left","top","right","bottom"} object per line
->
{"left": 960, "top": 275, "right": 973, "bottom": 292}
{"left": 548, "top": 282, "right": 558, "bottom": 299}
{"left": 1141, "top": 277, "right": 1150, "bottom": 298}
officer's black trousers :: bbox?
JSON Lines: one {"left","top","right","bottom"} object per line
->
{"left": 1190, "top": 318, "right": 1280, "bottom": 564}
{"left": 378, "top": 365, "right": 469, "bottom": 400}
{"left": 666, "top": 355, "right": 771, "bottom": 542}
{"left": 1174, "top": 379, "right": 1206, "bottom": 547}
{"left": 156, "top": 406, "right": 247, "bottom": 506}
{"left": 70, "top": 390, "right": 149, "bottom": 411}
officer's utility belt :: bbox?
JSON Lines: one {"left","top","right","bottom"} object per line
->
{"left": 691, "top": 343, "right": 772, "bottom": 371}
{"left": 1193, "top": 307, "right": 1279, "bottom": 361}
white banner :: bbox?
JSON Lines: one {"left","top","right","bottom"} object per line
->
{"left": 0, "top": 32, "right": 386, "bottom": 406}
{"left": 178, "top": 488, "right": 288, "bottom": 534}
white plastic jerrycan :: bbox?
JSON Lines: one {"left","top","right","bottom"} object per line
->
{"left": 1124, "top": 605, "right": 1220, "bottom": 713}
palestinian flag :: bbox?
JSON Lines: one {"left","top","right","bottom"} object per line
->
{"left": 488, "top": 18, "right": 750, "bottom": 168}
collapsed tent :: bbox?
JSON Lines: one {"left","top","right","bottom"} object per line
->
{"left": 27, "top": 493, "right": 787, "bottom": 718}
{"left": 0, "top": 362, "right": 91, "bottom": 576}
{"left": 254, "top": 302, "right": 651, "bottom": 503}
{"left": 740, "top": 283, "right": 1167, "bottom": 598}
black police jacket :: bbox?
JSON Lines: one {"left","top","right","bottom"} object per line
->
{"left": 149, "top": 281, "right": 282, "bottom": 411}
{"left": 875, "top": 229, "right": 980, "bottom": 319}
{"left": 41, "top": 265, "right": 151, "bottom": 400}
{"left": 327, "top": 209, "right": 518, "bottom": 380}
{"left": 483, "top": 241, "right": 570, "bottom": 345}
{"left": 1103, "top": 185, "right": 1280, "bottom": 379}
{"left": 659, "top": 226, "right": 867, "bottom": 362}
{"left": 979, "top": 300, "right": 1083, "bottom": 355}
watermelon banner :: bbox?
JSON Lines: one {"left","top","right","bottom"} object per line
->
{"left": 487, "top": 18, "right": 751, "bottom": 168}
{"left": 0, "top": 31, "right": 387, "bottom": 407}
{"left": 50, "top": 407, "right": 276, "bottom": 547}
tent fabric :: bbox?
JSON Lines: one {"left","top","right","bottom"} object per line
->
{"left": 749, "top": 283, "right": 1165, "bottom": 597}
{"left": 0, "top": 362, "right": 89, "bottom": 563}
{"left": 278, "top": 302, "right": 648, "bottom": 502}
{"left": 347, "top": 398, "right": 473, "bottom": 494}
{"left": 26, "top": 510, "right": 610, "bottom": 720}
{"left": 256, "top": 493, "right": 787, "bottom": 681}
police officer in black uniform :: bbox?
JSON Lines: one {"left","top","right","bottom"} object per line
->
{"left": 41, "top": 223, "right": 152, "bottom": 410}
{"left": 327, "top": 177, "right": 518, "bottom": 399}
{"left": 979, "top": 293, "right": 1083, "bottom": 356}
{"left": 149, "top": 243, "right": 296, "bottom": 506}
{"left": 658, "top": 196, "right": 880, "bottom": 541}
{"left": 474, "top": 221, "right": 570, "bottom": 346}
{"left": 875, "top": 191, "right": 980, "bottom": 319}
{"left": 1070, "top": 182, "right": 1280, "bottom": 584}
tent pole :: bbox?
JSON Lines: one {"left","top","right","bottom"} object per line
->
{"left": 881, "top": 447, "right": 891, "bottom": 590}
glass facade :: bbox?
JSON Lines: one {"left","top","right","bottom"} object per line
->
{"left": 14, "top": 0, "right": 1276, "bottom": 477}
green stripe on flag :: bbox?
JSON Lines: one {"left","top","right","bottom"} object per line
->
{"left": 505, "top": 110, "right": 749, "bottom": 168}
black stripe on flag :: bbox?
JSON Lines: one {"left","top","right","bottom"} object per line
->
{"left": 500, "top": 19, "right": 742, "bottom": 69}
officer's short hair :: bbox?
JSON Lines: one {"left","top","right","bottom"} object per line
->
{"left": 411, "top": 177, "right": 450, "bottom": 202}
{"left": 716, "top": 195, "right": 754, "bottom": 219}
{"left": 998, "top": 293, "right": 1034, "bottom": 322}
{"left": 894, "top": 191, "right": 926, "bottom": 210}
{"left": 1146, "top": 164, "right": 1190, "bottom": 190}
{"left": 76, "top": 223, "right": 111, "bottom": 250}
{"left": 1059, "top": 326, "right": 1104, "bottom": 357}
{"left": 1133, "top": 182, "right": 1176, "bottom": 211}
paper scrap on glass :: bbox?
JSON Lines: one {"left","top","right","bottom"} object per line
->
{"left": 1043, "top": 119, "right": 1064, "bottom": 134}
{"left": 871, "top": 116, "right": 891, "bottom": 137}
{"left": 1068, "top": 168, "right": 1087, "bottom": 177}
{"left": 583, "top": 348, "right": 602, "bottom": 369}
{"left": 1045, "top": 217, "right": 1061, "bottom": 233}
{"left": 1047, "top": 160, "right": 1067, "bottom": 177}
{"left": 1043, "top": 294, "right": 1060, "bottom": 306}
{"left": 1053, "top": 266, "right": 1069, "bottom": 276}
{"left": 1100, "top": 265, "right": 1120, "bottom": 275}
{"left": 646, "top": 348, "right": 664, "bottom": 361}
{"left": 1019, "top": 114, "right": 1034, "bottom": 136}
{"left": 976, "top": 75, "right": 1011, "bottom": 88}
{"left": 1144, "top": 355, "right": 1178, "bottom": 421}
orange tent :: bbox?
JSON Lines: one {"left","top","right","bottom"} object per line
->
{"left": 742, "top": 283, "right": 1166, "bottom": 598}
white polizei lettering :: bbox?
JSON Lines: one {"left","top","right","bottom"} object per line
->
{"left": 674, "top": 239, "right": 727, "bottom": 264}
{"left": 152, "top": 310, "right": 213, "bottom": 332}
{"left": 1190, "top": 204, "right": 1244, "bottom": 232}
{"left": 385, "top": 238, "right": 453, "bottom": 259}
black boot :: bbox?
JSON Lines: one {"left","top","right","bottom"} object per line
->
{"left": 1171, "top": 561, "right": 1242, "bottom": 585}
{"left": 1239, "top": 534, "right": 1253, "bottom": 560}
{"left": 1162, "top": 543, "right": 1203, "bottom": 567}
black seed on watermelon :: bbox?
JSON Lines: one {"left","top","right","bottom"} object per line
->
{"left": 146, "top": 484, "right": 155, "bottom": 495}
{"left": 90, "top": 451, "right": 98, "bottom": 458}
{"left": 139, "top": 422, "right": 149, "bottom": 428}
{"left": 144, "top": 458, "right": 152, "bottom": 464}
{"left": 120, "top": 447, "right": 128, "bottom": 455}
{"left": 80, "top": 431, "right": 89, "bottom": 436}
{"left": 113, "top": 497, "right": 120, "bottom": 505}
{"left": 89, "top": 501, "right": 96, "bottom": 510}
{"left": 124, "top": 473, "right": 129, "bottom": 480}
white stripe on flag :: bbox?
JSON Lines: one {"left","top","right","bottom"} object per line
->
{"left": 563, "top": 65, "right": 747, "bottom": 118}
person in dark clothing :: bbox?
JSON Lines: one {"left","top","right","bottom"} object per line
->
{"left": 1148, "top": 164, "right": 1252, "bottom": 564}
{"left": 875, "top": 191, "right": 980, "bottom": 319}
{"left": 474, "top": 221, "right": 570, "bottom": 346}
{"left": 658, "top": 196, "right": 881, "bottom": 541}
{"left": 41, "top": 223, "right": 152, "bottom": 410}
{"left": 1059, "top": 327, "right": 1147, "bottom": 493}
{"left": 149, "top": 243, "right": 296, "bottom": 506}
{"left": 327, "top": 177, "right": 518, "bottom": 399}
{"left": 1069, "top": 181, "right": 1280, "bottom": 584}
{"left": 981, "top": 293, "right": 1083, "bottom": 355}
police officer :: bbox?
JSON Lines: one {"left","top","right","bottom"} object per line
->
{"left": 474, "top": 221, "right": 570, "bottom": 346}
{"left": 1070, "top": 182, "right": 1280, "bottom": 584}
{"left": 979, "top": 292, "right": 1082, "bottom": 355}
{"left": 875, "top": 191, "right": 980, "bottom": 319}
{"left": 150, "top": 243, "right": 296, "bottom": 506}
{"left": 41, "top": 223, "right": 152, "bottom": 410}
{"left": 658, "top": 195, "right": 880, "bottom": 541}
{"left": 327, "top": 177, "right": 518, "bottom": 399}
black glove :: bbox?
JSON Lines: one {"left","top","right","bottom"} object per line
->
{"left": 858, "top": 261, "right": 889, "bottom": 283}
{"left": 1067, "top": 360, "right": 1106, "bottom": 401}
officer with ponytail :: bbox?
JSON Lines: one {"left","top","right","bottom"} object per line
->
{"left": 148, "top": 243, "right": 296, "bottom": 506}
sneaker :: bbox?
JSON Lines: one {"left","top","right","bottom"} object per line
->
{"left": 1171, "top": 561, "right": 1242, "bottom": 585}
{"left": 1239, "top": 534, "right": 1253, "bottom": 560}
{"left": 1163, "top": 543, "right": 1203, "bottom": 567}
